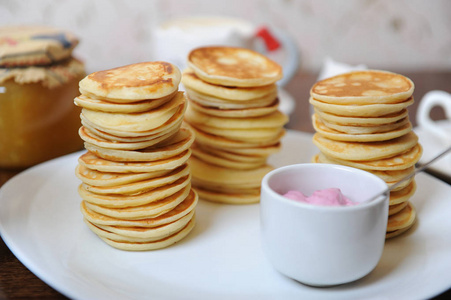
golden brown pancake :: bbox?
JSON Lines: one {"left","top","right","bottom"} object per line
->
{"left": 194, "top": 186, "right": 260, "bottom": 204}
{"left": 80, "top": 117, "right": 183, "bottom": 143}
{"left": 78, "top": 175, "right": 191, "bottom": 208}
{"left": 79, "top": 149, "right": 191, "bottom": 173}
{"left": 80, "top": 92, "right": 185, "bottom": 132}
{"left": 197, "top": 143, "right": 272, "bottom": 162}
{"left": 83, "top": 185, "right": 192, "bottom": 220}
{"left": 389, "top": 180, "right": 416, "bottom": 205}
{"left": 386, "top": 202, "right": 416, "bottom": 238}
{"left": 187, "top": 46, "right": 282, "bottom": 87}
{"left": 313, "top": 108, "right": 408, "bottom": 126}
{"left": 79, "top": 126, "right": 180, "bottom": 151}
{"left": 97, "top": 217, "right": 195, "bottom": 251}
{"left": 75, "top": 164, "right": 171, "bottom": 187}
{"left": 312, "top": 114, "right": 412, "bottom": 142}
{"left": 83, "top": 126, "right": 194, "bottom": 162}
{"left": 311, "top": 70, "right": 414, "bottom": 104}
{"left": 79, "top": 61, "right": 181, "bottom": 102}
{"left": 188, "top": 124, "right": 284, "bottom": 149}
{"left": 188, "top": 97, "right": 279, "bottom": 118}
{"left": 312, "top": 131, "right": 419, "bottom": 161}
{"left": 82, "top": 164, "right": 190, "bottom": 195}
{"left": 315, "top": 144, "right": 422, "bottom": 171}
{"left": 80, "top": 189, "right": 197, "bottom": 227}
{"left": 191, "top": 144, "right": 266, "bottom": 170}
{"left": 309, "top": 96, "right": 414, "bottom": 117}
{"left": 316, "top": 114, "right": 410, "bottom": 135}
{"left": 188, "top": 156, "right": 272, "bottom": 189}
{"left": 80, "top": 98, "right": 186, "bottom": 139}
{"left": 185, "top": 105, "right": 288, "bottom": 129}
{"left": 388, "top": 201, "right": 409, "bottom": 216}
{"left": 84, "top": 210, "right": 194, "bottom": 242}
{"left": 185, "top": 87, "right": 278, "bottom": 109}
{"left": 74, "top": 91, "right": 177, "bottom": 113}
{"left": 182, "top": 69, "right": 277, "bottom": 101}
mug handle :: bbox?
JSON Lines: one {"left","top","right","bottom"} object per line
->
{"left": 417, "top": 90, "right": 451, "bottom": 142}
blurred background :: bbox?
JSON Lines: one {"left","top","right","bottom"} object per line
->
{"left": 1, "top": 0, "right": 450, "bottom": 74}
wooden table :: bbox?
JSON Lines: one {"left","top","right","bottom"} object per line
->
{"left": 1, "top": 70, "right": 451, "bottom": 299}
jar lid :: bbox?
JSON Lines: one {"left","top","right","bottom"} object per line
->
{"left": 0, "top": 57, "right": 85, "bottom": 88}
{"left": 0, "top": 25, "right": 79, "bottom": 67}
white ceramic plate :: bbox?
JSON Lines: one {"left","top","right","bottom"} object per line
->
{"left": 414, "top": 121, "right": 451, "bottom": 180}
{"left": 1, "top": 130, "right": 451, "bottom": 300}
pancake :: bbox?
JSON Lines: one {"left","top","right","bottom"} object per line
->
{"left": 313, "top": 108, "right": 408, "bottom": 126}
{"left": 310, "top": 70, "right": 414, "bottom": 105}
{"left": 195, "top": 125, "right": 284, "bottom": 143}
{"left": 79, "top": 149, "right": 191, "bottom": 173}
{"left": 83, "top": 126, "right": 194, "bottom": 162}
{"left": 80, "top": 189, "right": 197, "bottom": 227}
{"left": 189, "top": 156, "right": 272, "bottom": 188}
{"left": 98, "top": 217, "right": 195, "bottom": 251}
{"left": 83, "top": 185, "right": 191, "bottom": 220}
{"left": 389, "top": 180, "right": 416, "bottom": 205}
{"left": 188, "top": 97, "right": 279, "bottom": 118}
{"left": 368, "top": 166, "right": 414, "bottom": 186}
{"left": 186, "top": 87, "right": 278, "bottom": 109}
{"left": 312, "top": 131, "right": 418, "bottom": 161}
{"left": 317, "top": 115, "right": 410, "bottom": 135}
{"left": 312, "top": 114, "right": 412, "bottom": 142}
{"left": 315, "top": 144, "right": 422, "bottom": 171}
{"left": 187, "top": 46, "right": 282, "bottom": 87}
{"left": 217, "top": 143, "right": 281, "bottom": 157}
{"left": 189, "top": 124, "right": 284, "bottom": 149}
{"left": 386, "top": 202, "right": 416, "bottom": 238}
{"left": 309, "top": 97, "right": 414, "bottom": 117}
{"left": 385, "top": 222, "right": 415, "bottom": 239}
{"left": 75, "top": 164, "right": 171, "bottom": 187}
{"left": 79, "top": 126, "right": 179, "bottom": 151}
{"left": 80, "top": 117, "right": 183, "bottom": 143}
{"left": 194, "top": 186, "right": 260, "bottom": 204}
{"left": 192, "top": 145, "right": 265, "bottom": 170}
{"left": 182, "top": 69, "right": 277, "bottom": 101}
{"left": 388, "top": 201, "right": 408, "bottom": 216}
{"left": 84, "top": 210, "right": 194, "bottom": 242}
{"left": 74, "top": 91, "right": 176, "bottom": 113}
{"left": 193, "top": 142, "right": 267, "bottom": 162}
{"left": 196, "top": 144, "right": 270, "bottom": 162}
{"left": 192, "top": 177, "right": 262, "bottom": 195}
{"left": 78, "top": 175, "right": 191, "bottom": 208}
{"left": 82, "top": 164, "right": 190, "bottom": 195}
{"left": 185, "top": 105, "right": 288, "bottom": 129}
{"left": 80, "top": 98, "right": 186, "bottom": 139}
{"left": 79, "top": 61, "right": 181, "bottom": 102}
{"left": 80, "top": 92, "right": 185, "bottom": 132}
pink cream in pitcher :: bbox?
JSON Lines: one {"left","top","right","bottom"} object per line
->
{"left": 283, "top": 188, "right": 356, "bottom": 206}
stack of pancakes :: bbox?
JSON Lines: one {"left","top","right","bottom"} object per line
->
{"left": 74, "top": 62, "right": 198, "bottom": 251}
{"left": 310, "top": 70, "right": 422, "bottom": 238}
{"left": 182, "top": 46, "right": 288, "bottom": 204}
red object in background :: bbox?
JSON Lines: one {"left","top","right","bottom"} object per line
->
{"left": 255, "top": 27, "right": 281, "bottom": 51}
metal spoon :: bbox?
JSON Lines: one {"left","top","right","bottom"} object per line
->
{"left": 366, "top": 145, "right": 451, "bottom": 202}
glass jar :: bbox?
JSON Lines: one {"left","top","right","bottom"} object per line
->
{"left": 0, "top": 58, "right": 86, "bottom": 169}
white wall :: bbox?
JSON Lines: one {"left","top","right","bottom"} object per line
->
{"left": 1, "top": 0, "right": 450, "bottom": 73}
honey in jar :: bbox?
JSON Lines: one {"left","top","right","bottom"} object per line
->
{"left": 0, "top": 26, "right": 86, "bottom": 169}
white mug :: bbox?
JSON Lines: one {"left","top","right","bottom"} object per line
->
{"left": 151, "top": 16, "right": 299, "bottom": 86}
{"left": 417, "top": 90, "right": 451, "bottom": 145}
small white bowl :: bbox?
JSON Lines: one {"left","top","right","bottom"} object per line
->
{"left": 260, "top": 163, "right": 389, "bottom": 286}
